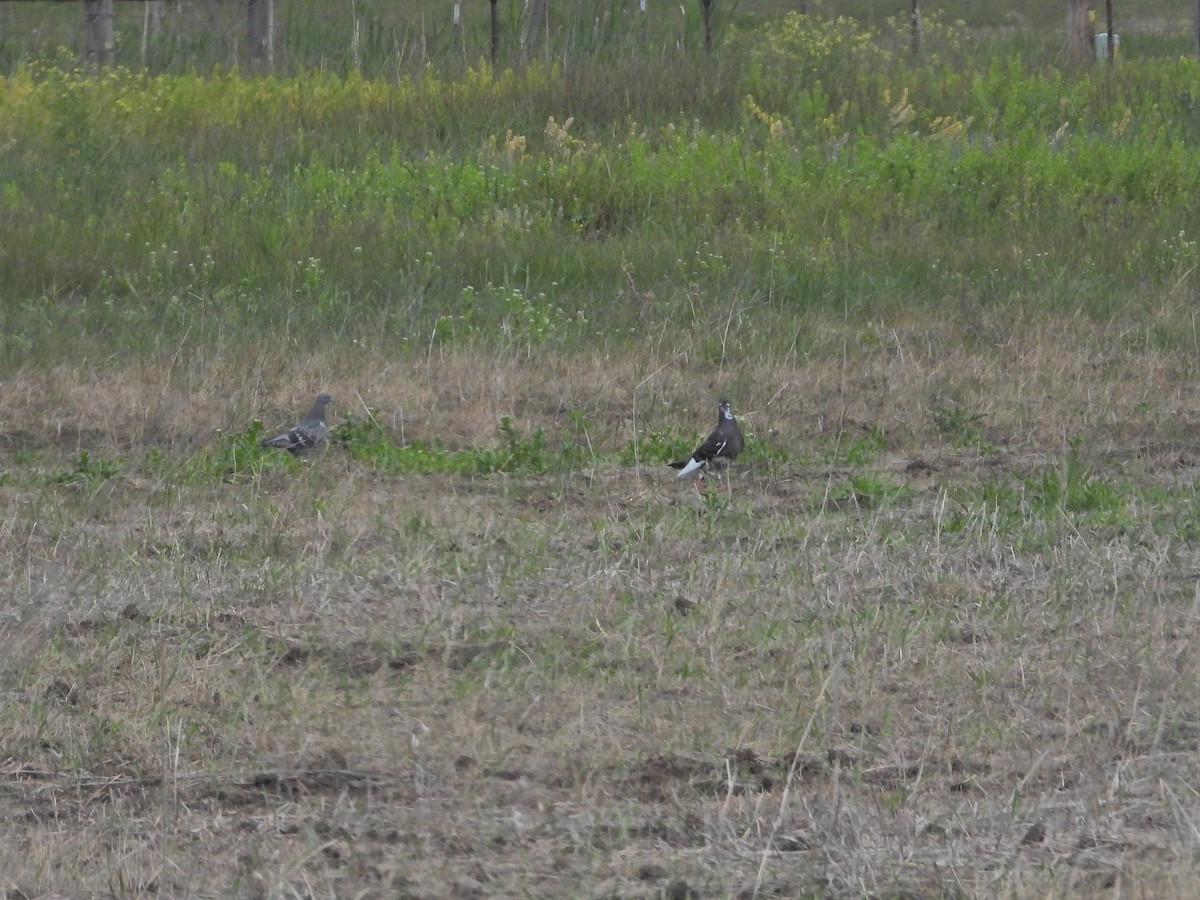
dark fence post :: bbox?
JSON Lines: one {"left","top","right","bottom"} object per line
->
{"left": 701, "top": 0, "right": 713, "bottom": 52}
{"left": 911, "top": 0, "right": 921, "bottom": 55}
{"left": 1105, "top": 0, "right": 1114, "bottom": 64}
{"left": 490, "top": 0, "right": 500, "bottom": 65}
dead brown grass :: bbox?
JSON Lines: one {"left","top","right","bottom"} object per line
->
{"left": 3, "top": 315, "right": 1200, "bottom": 897}
{"left": 6, "top": 306, "right": 1200, "bottom": 456}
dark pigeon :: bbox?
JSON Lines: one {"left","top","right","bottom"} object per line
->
{"left": 260, "top": 393, "right": 332, "bottom": 455}
{"left": 668, "top": 398, "right": 744, "bottom": 481}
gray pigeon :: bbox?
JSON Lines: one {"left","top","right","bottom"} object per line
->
{"left": 260, "top": 393, "right": 332, "bottom": 455}
{"left": 668, "top": 398, "right": 744, "bottom": 482}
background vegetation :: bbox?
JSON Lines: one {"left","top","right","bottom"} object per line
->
{"left": 1, "top": 0, "right": 1197, "bottom": 74}
{"left": 3, "top": 1, "right": 1200, "bottom": 896}
{"left": 2, "top": 1, "right": 1200, "bottom": 372}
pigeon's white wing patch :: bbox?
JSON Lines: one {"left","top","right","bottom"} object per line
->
{"left": 675, "top": 457, "right": 704, "bottom": 478}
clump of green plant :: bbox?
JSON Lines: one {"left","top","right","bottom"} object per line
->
{"left": 931, "top": 401, "right": 993, "bottom": 452}
{"left": 1025, "top": 437, "right": 1124, "bottom": 521}
{"left": 844, "top": 426, "right": 888, "bottom": 466}
{"left": 333, "top": 410, "right": 586, "bottom": 476}
{"left": 619, "top": 429, "right": 693, "bottom": 467}
{"left": 747, "top": 13, "right": 893, "bottom": 125}
{"left": 332, "top": 413, "right": 478, "bottom": 473}
{"left": 495, "top": 415, "right": 549, "bottom": 474}
{"left": 50, "top": 450, "right": 121, "bottom": 485}
{"left": 828, "top": 473, "right": 911, "bottom": 509}
{"left": 194, "top": 421, "right": 293, "bottom": 480}
{"left": 459, "top": 283, "right": 588, "bottom": 357}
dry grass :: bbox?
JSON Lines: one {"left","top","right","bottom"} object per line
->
{"left": 3, "top": 315, "right": 1200, "bottom": 897}
{"left": 6, "top": 304, "right": 1200, "bottom": 452}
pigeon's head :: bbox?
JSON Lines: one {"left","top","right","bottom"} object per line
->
{"left": 314, "top": 393, "right": 333, "bottom": 407}
{"left": 718, "top": 398, "right": 734, "bottom": 420}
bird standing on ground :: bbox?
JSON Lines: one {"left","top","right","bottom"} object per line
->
{"left": 668, "top": 398, "right": 744, "bottom": 483}
{"left": 260, "top": 393, "right": 332, "bottom": 455}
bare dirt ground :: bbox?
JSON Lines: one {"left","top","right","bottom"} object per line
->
{"left": 3, "top": 321, "right": 1200, "bottom": 898}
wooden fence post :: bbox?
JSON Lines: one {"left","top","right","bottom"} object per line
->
{"left": 141, "top": 0, "right": 164, "bottom": 67}
{"left": 1066, "top": 0, "right": 1095, "bottom": 60}
{"left": 1196, "top": 0, "right": 1200, "bottom": 58}
{"left": 1104, "top": 0, "right": 1114, "bottom": 64}
{"left": 490, "top": 0, "right": 499, "bottom": 65}
{"left": 523, "top": 0, "right": 547, "bottom": 53}
{"left": 248, "top": 0, "right": 274, "bottom": 68}
{"left": 84, "top": 0, "right": 114, "bottom": 67}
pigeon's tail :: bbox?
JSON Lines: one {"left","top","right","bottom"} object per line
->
{"left": 668, "top": 457, "right": 703, "bottom": 478}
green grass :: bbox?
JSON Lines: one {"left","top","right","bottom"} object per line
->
{"left": 5, "top": 16, "right": 1200, "bottom": 374}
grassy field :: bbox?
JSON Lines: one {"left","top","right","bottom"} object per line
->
{"left": 8, "top": 322, "right": 1200, "bottom": 897}
{"left": 5, "top": 2, "right": 1200, "bottom": 897}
